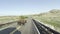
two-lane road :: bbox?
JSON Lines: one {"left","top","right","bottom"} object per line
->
{"left": 0, "top": 19, "right": 37, "bottom": 34}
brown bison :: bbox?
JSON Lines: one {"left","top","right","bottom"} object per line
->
{"left": 17, "top": 16, "right": 27, "bottom": 25}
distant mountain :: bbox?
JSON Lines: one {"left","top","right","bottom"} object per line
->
{"left": 49, "top": 9, "right": 60, "bottom": 13}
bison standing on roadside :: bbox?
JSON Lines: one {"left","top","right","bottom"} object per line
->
{"left": 17, "top": 16, "right": 27, "bottom": 25}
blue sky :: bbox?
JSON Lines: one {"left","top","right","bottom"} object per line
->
{"left": 0, "top": 0, "right": 60, "bottom": 16}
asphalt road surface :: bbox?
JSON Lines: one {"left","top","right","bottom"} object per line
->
{"left": 17, "top": 19, "right": 35, "bottom": 34}
{"left": 0, "top": 19, "right": 37, "bottom": 34}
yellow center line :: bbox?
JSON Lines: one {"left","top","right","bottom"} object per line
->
{"left": 10, "top": 26, "right": 21, "bottom": 34}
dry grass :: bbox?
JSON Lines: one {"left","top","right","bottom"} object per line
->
{"left": 32, "top": 9, "right": 60, "bottom": 32}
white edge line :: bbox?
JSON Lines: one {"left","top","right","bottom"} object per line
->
{"left": 33, "top": 21, "right": 40, "bottom": 34}
{"left": 10, "top": 26, "right": 21, "bottom": 34}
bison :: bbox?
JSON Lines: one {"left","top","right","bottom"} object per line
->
{"left": 17, "top": 16, "right": 28, "bottom": 25}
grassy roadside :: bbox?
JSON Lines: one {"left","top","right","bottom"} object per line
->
{"left": 0, "top": 16, "right": 19, "bottom": 24}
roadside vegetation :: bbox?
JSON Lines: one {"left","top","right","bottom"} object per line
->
{"left": 0, "top": 16, "right": 28, "bottom": 29}
{"left": 0, "top": 16, "right": 19, "bottom": 24}
{"left": 32, "top": 9, "right": 60, "bottom": 32}
{"left": 0, "top": 16, "right": 28, "bottom": 24}
{"left": 0, "top": 16, "right": 19, "bottom": 29}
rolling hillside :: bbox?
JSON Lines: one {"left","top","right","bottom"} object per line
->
{"left": 32, "top": 9, "right": 60, "bottom": 32}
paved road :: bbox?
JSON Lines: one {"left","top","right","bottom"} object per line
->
{"left": 18, "top": 19, "right": 35, "bottom": 34}
{"left": 0, "top": 22, "right": 20, "bottom": 34}
{"left": 0, "top": 27, "right": 18, "bottom": 34}
{"left": 0, "top": 19, "right": 37, "bottom": 34}
{"left": 12, "top": 19, "right": 36, "bottom": 34}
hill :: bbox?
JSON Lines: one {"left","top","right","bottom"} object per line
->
{"left": 32, "top": 9, "right": 60, "bottom": 32}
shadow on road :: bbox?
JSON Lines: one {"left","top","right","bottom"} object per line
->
{"left": 0, "top": 27, "right": 21, "bottom": 34}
